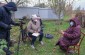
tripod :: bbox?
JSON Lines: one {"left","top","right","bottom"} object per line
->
{"left": 16, "top": 19, "right": 25, "bottom": 55}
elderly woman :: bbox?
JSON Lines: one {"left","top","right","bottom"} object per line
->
{"left": 27, "top": 14, "right": 44, "bottom": 49}
{"left": 56, "top": 14, "right": 81, "bottom": 52}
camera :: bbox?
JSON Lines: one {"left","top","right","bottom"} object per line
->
{"left": 19, "top": 19, "right": 25, "bottom": 24}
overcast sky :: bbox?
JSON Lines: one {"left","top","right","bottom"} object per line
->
{"left": 0, "top": 0, "right": 85, "bottom": 10}
{"left": 73, "top": 0, "right": 85, "bottom": 10}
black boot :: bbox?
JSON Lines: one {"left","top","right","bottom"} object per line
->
{"left": 3, "top": 47, "right": 12, "bottom": 55}
{"left": 55, "top": 41, "right": 60, "bottom": 46}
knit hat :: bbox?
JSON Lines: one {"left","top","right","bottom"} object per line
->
{"left": 32, "top": 14, "right": 38, "bottom": 19}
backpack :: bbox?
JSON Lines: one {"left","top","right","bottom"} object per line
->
{"left": 45, "top": 34, "right": 53, "bottom": 39}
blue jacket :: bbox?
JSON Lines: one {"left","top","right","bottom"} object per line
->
{"left": 0, "top": 2, "right": 17, "bottom": 39}
{"left": 0, "top": 2, "right": 17, "bottom": 31}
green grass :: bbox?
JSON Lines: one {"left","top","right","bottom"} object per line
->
{"left": 3, "top": 20, "right": 85, "bottom": 55}
{"left": 63, "top": 15, "right": 70, "bottom": 21}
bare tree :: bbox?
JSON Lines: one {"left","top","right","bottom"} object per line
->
{"left": 75, "top": 6, "right": 81, "bottom": 14}
{"left": 48, "top": 0, "right": 66, "bottom": 32}
{"left": 48, "top": 0, "right": 79, "bottom": 19}
{"left": 48, "top": 0, "right": 77, "bottom": 23}
{"left": 48, "top": 0, "right": 66, "bottom": 21}
{"left": 4, "top": 0, "right": 9, "bottom": 3}
{"left": 4, "top": 0, "right": 30, "bottom": 7}
{"left": 65, "top": 0, "right": 75, "bottom": 16}
{"left": 34, "top": 3, "right": 47, "bottom": 8}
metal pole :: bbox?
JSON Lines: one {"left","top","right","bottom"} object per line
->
{"left": 16, "top": 20, "right": 24, "bottom": 55}
{"left": 16, "top": 24, "right": 23, "bottom": 55}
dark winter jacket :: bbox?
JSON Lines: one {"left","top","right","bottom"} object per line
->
{"left": 0, "top": 2, "right": 17, "bottom": 39}
{"left": 57, "top": 17, "right": 81, "bottom": 46}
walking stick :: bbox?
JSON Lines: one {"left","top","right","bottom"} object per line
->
{"left": 16, "top": 19, "right": 25, "bottom": 55}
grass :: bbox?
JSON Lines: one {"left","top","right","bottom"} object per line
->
{"left": 2, "top": 19, "right": 85, "bottom": 55}
{"left": 63, "top": 15, "right": 70, "bottom": 21}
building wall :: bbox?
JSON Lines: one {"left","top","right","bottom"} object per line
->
{"left": 15, "top": 7, "right": 63, "bottom": 20}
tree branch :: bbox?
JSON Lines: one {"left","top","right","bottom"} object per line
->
{"left": 16, "top": 0, "right": 21, "bottom": 5}
{"left": 19, "top": 2, "right": 25, "bottom": 5}
{"left": 17, "top": 1, "right": 25, "bottom": 6}
{"left": 11, "top": 0, "right": 12, "bottom": 2}
{"left": 4, "top": 0, "right": 8, "bottom": 3}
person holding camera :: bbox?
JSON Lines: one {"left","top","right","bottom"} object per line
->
{"left": 0, "top": 2, "right": 20, "bottom": 55}
{"left": 27, "top": 14, "right": 44, "bottom": 49}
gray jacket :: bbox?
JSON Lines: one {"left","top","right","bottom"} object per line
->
{"left": 27, "top": 20, "right": 41, "bottom": 33}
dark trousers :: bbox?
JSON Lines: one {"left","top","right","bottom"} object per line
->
{"left": 59, "top": 45, "right": 69, "bottom": 52}
{"left": 28, "top": 32, "right": 43, "bottom": 45}
{"left": 0, "top": 31, "right": 10, "bottom": 46}
{"left": 0, "top": 31, "right": 11, "bottom": 55}
{"left": 56, "top": 40, "right": 69, "bottom": 52}
{"left": 6, "top": 31, "right": 10, "bottom": 49}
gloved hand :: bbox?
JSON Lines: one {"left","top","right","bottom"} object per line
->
{"left": 6, "top": 25, "right": 12, "bottom": 30}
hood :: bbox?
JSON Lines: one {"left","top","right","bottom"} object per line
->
{"left": 4, "top": 2, "right": 17, "bottom": 11}
{"left": 31, "top": 14, "right": 38, "bottom": 20}
{"left": 70, "top": 17, "right": 81, "bottom": 27}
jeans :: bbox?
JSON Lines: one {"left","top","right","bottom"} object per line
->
{"left": 28, "top": 31, "right": 43, "bottom": 45}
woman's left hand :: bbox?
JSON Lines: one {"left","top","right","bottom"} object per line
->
{"left": 60, "top": 30, "right": 65, "bottom": 35}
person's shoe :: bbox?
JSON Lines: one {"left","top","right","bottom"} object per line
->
{"left": 40, "top": 41, "right": 44, "bottom": 45}
{"left": 3, "top": 47, "right": 13, "bottom": 55}
{"left": 6, "top": 52, "right": 12, "bottom": 55}
{"left": 55, "top": 41, "right": 60, "bottom": 46}
{"left": 31, "top": 45, "right": 35, "bottom": 49}
{"left": 68, "top": 50, "right": 75, "bottom": 54}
